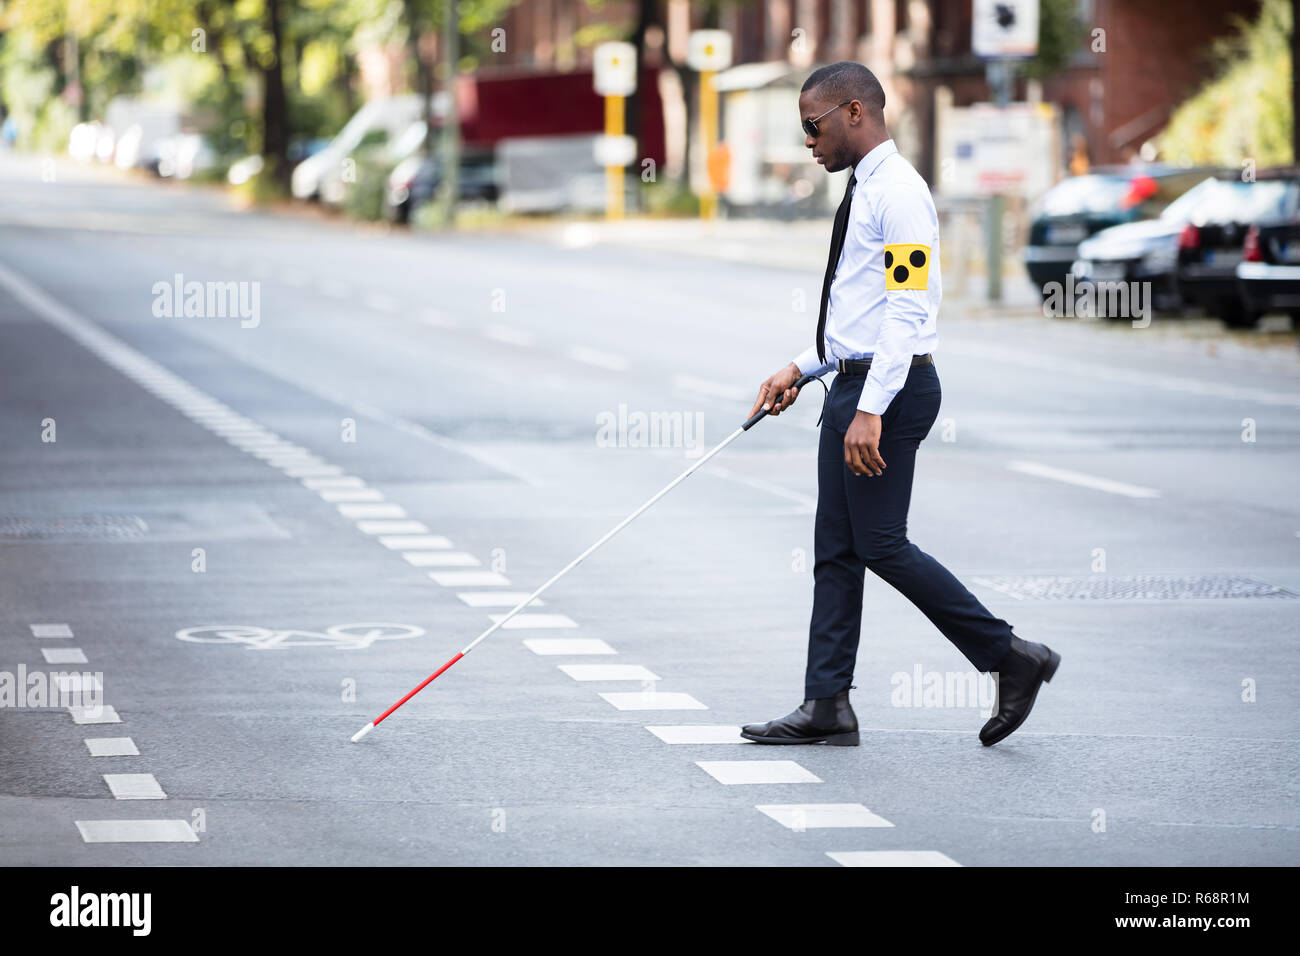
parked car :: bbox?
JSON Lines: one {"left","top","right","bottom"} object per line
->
{"left": 1176, "top": 168, "right": 1300, "bottom": 327}
{"left": 1234, "top": 209, "right": 1300, "bottom": 323}
{"left": 1072, "top": 174, "right": 1257, "bottom": 313}
{"left": 1024, "top": 165, "right": 1210, "bottom": 297}
{"left": 291, "top": 94, "right": 446, "bottom": 201}
{"left": 385, "top": 150, "right": 500, "bottom": 223}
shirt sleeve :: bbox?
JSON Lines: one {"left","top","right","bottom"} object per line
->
{"left": 791, "top": 346, "right": 832, "bottom": 378}
{"left": 856, "top": 185, "right": 936, "bottom": 415}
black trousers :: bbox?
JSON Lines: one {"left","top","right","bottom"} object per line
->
{"left": 804, "top": 361, "right": 1015, "bottom": 699}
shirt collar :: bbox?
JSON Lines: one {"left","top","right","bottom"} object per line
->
{"left": 855, "top": 139, "right": 897, "bottom": 181}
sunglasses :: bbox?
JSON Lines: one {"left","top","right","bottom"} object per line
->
{"left": 802, "top": 101, "right": 851, "bottom": 138}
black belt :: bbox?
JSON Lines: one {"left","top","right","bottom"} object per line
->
{"left": 835, "top": 353, "right": 932, "bottom": 375}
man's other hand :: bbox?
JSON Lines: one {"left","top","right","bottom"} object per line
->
{"left": 845, "top": 410, "right": 886, "bottom": 476}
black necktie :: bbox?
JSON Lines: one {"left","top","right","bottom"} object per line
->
{"left": 816, "top": 172, "right": 857, "bottom": 364}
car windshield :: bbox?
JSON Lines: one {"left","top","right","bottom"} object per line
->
{"left": 1161, "top": 177, "right": 1296, "bottom": 224}
{"left": 1039, "top": 175, "right": 1131, "bottom": 216}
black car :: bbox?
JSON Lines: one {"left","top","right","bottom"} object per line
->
{"left": 1235, "top": 214, "right": 1300, "bottom": 323}
{"left": 385, "top": 150, "right": 500, "bottom": 223}
{"left": 1025, "top": 166, "right": 1211, "bottom": 298}
{"left": 1176, "top": 168, "right": 1300, "bottom": 327}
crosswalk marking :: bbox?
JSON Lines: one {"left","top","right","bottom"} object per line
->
{"left": 558, "top": 664, "right": 659, "bottom": 681}
{"left": 41, "top": 648, "right": 88, "bottom": 664}
{"left": 457, "top": 591, "right": 542, "bottom": 607}
{"left": 56, "top": 674, "right": 102, "bottom": 694}
{"left": 645, "top": 725, "right": 749, "bottom": 744}
{"left": 488, "top": 613, "right": 577, "bottom": 629}
{"left": 523, "top": 638, "right": 613, "bottom": 655}
{"left": 428, "top": 570, "right": 511, "bottom": 586}
{"left": 318, "top": 488, "right": 385, "bottom": 503}
{"left": 30, "top": 623, "right": 73, "bottom": 638}
{"left": 403, "top": 551, "right": 480, "bottom": 567}
{"left": 302, "top": 476, "right": 365, "bottom": 489}
{"left": 76, "top": 820, "right": 198, "bottom": 843}
{"left": 756, "top": 804, "right": 894, "bottom": 829}
{"left": 827, "top": 850, "right": 961, "bottom": 867}
{"left": 85, "top": 737, "right": 140, "bottom": 757}
{"left": 357, "top": 520, "right": 429, "bottom": 535}
{"left": 68, "top": 705, "right": 120, "bottom": 724}
{"left": 337, "top": 502, "right": 406, "bottom": 519}
{"left": 696, "top": 761, "right": 822, "bottom": 785}
{"left": 103, "top": 773, "right": 166, "bottom": 800}
{"left": 378, "top": 535, "right": 453, "bottom": 550}
{"left": 600, "top": 691, "right": 707, "bottom": 711}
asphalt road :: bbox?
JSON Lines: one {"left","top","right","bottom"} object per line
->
{"left": 1, "top": 153, "right": 1297, "bottom": 866}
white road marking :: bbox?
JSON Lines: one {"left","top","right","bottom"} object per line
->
{"left": 827, "top": 850, "right": 961, "bottom": 867}
{"left": 523, "top": 638, "right": 614, "bottom": 655}
{"left": 489, "top": 613, "right": 577, "bottom": 629}
{"left": 364, "top": 292, "right": 398, "bottom": 312}
{"left": 696, "top": 761, "right": 822, "bottom": 785}
{"left": 485, "top": 324, "right": 535, "bottom": 347}
{"left": 1007, "top": 460, "right": 1161, "bottom": 499}
{"left": 709, "top": 464, "right": 818, "bottom": 511}
{"left": 85, "top": 737, "right": 140, "bottom": 757}
{"left": 283, "top": 464, "right": 344, "bottom": 478}
{"left": 600, "top": 691, "right": 707, "bottom": 710}
{"left": 320, "top": 279, "right": 350, "bottom": 298}
{"left": 403, "top": 551, "right": 480, "bottom": 567}
{"left": 68, "top": 705, "right": 120, "bottom": 724}
{"left": 357, "top": 520, "right": 428, "bottom": 535}
{"left": 756, "top": 804, "right": 894, "bottom": 829}
{"left": 378, "top": 535, "right": 452, "bottom": 550}
{"left": 41, "top": 648, "right": 88, "bottom": 664}
{"left": 645, "top": 725, "right": 749, "bottom": 744}
{"left": 318, "top": 488, "right": 386, "bottom": 503}
{"left": 337, "top": 503, "right": 407, "bottom": 519}
{"left": 558, "top": 664, "right": 659, "bottom": 681}
{"left": 458, "top": 591, "right": 542, "bottom": 607}
{"left": 104, "top": 773, "right": 166, "bottom": 799}
{"left": 302, "top": 476, "right": 365, "bottom": 489}
{"left": 57, "top": 674, "right": 102, "bottom": 694}
{"left": 428, "top": 570, "right": 511, "bottom": 586}
{"left": 76, "top": 820, "right": 198, "bottom": 843}
{"left": 30, "top": 623, "right": 73, "bottom": 638}
{"left": 566, "top": 345, "right": 630, "bottom": 371}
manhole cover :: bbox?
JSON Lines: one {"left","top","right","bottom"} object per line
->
{"left": 0, "top": 514, "right": 149, "bottom": 540}
{"left": 971, "top": 574, "right": 1296, "bottom": 600}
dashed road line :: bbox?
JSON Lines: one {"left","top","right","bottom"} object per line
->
{"left": 41, "top": 648, "right": 88, "bottom": 664}
{"left": 827, "top": 850, "right": 961, "bottom": 867}
{"left": 488, "top": 612, "right": 577, "bottom": 629}
{"left": 76, "top": 820, "right": 197, "bottom": 843}
{"left": 428, "top": 570, "right": 511, "bottom": 586}
{"left": 557, "top": 664, "right": 659, "bottom": 682}
{"left": 696, "top": 761, "right": 821, "bottom": 785}
{"left": 103, "top": 773, "right": 166, "bottom": 800}
{"left": 337, "top": 502, "right": 406, "bottom": 519}
{"left": 402, "top": 551, "right": 480, "bottom": 567}
{"left": 85, "top": 738, "right": 140, "bottom": 757}
{"left": 600, "top": 691, "right": 707, "bottom": 710}
{"left": 523, "top": 638, "right": 614, "bottom": 655}
{"left": 1007, "top": 460, "right": 1161, "bottom": 499}
{"left": 458, "top": 591, "right": 542, "bottom": 607}
{"left": 69, "top": 705, "right": 120, "bottom": 724}
{"left": 645, "top": 725, "right": 748, "bottom": 744}
{"left": 378, "top": 535, "right": 452, "bottom": 550}
{"left": 30, "top": 623, "right": 73, "bottom": 638}
{"left": 566, "top": 345, "right": 630, "bottom": 371}
{"left": 756, "top": 804, "right": 894, "bottom": 829}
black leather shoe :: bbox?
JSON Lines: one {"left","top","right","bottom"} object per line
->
{"left": 980, "top": 636, "right": 1061, "bottom": 746}
{"left": 741, "top": 688, "right": 859, "bottom": 746}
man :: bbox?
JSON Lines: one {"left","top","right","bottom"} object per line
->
{"left": 742, "top": 62, "right": 1060, "bottom": 748}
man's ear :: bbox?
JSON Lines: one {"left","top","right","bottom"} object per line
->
{"left": 848, "top": 99, "right": 864, "bottom": 125}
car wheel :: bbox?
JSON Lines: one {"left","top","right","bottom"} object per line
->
{"left": 1220, "top": 303, "right": 1260, "bottom": 329}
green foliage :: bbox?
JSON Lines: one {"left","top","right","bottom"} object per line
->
{"left": 1022, "top": 0, "right": 1084, "bottom": 81}
{"left": 339, "top": 149, "right": 391, "bottom": 220}
{"left": 1160, "top": 0, "right": 1293, "bottom": 166}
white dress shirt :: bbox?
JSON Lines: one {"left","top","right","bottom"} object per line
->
{"left": 792, "top": 139, "right": 942, "bottom": 415}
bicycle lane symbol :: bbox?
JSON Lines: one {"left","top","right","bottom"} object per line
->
{"left": 174, "top": 623, "right": 425, "bottom": 650}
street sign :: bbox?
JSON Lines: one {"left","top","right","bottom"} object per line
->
{"left": 972, "top": 0, "right": 1040, "bottom": 58}
{"left": 593, "top": 42, "right": 637, "bottom": 96}
{"left": 687, "top": 30, "right": 733, "bottom": 71}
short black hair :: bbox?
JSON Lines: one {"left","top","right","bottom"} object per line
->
{"left": 802, "top": 62, "right": 885, "bottom": 118}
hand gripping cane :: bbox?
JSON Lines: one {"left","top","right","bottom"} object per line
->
{"left": 351, "top": 375, "right": 819, "bottom": 742}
